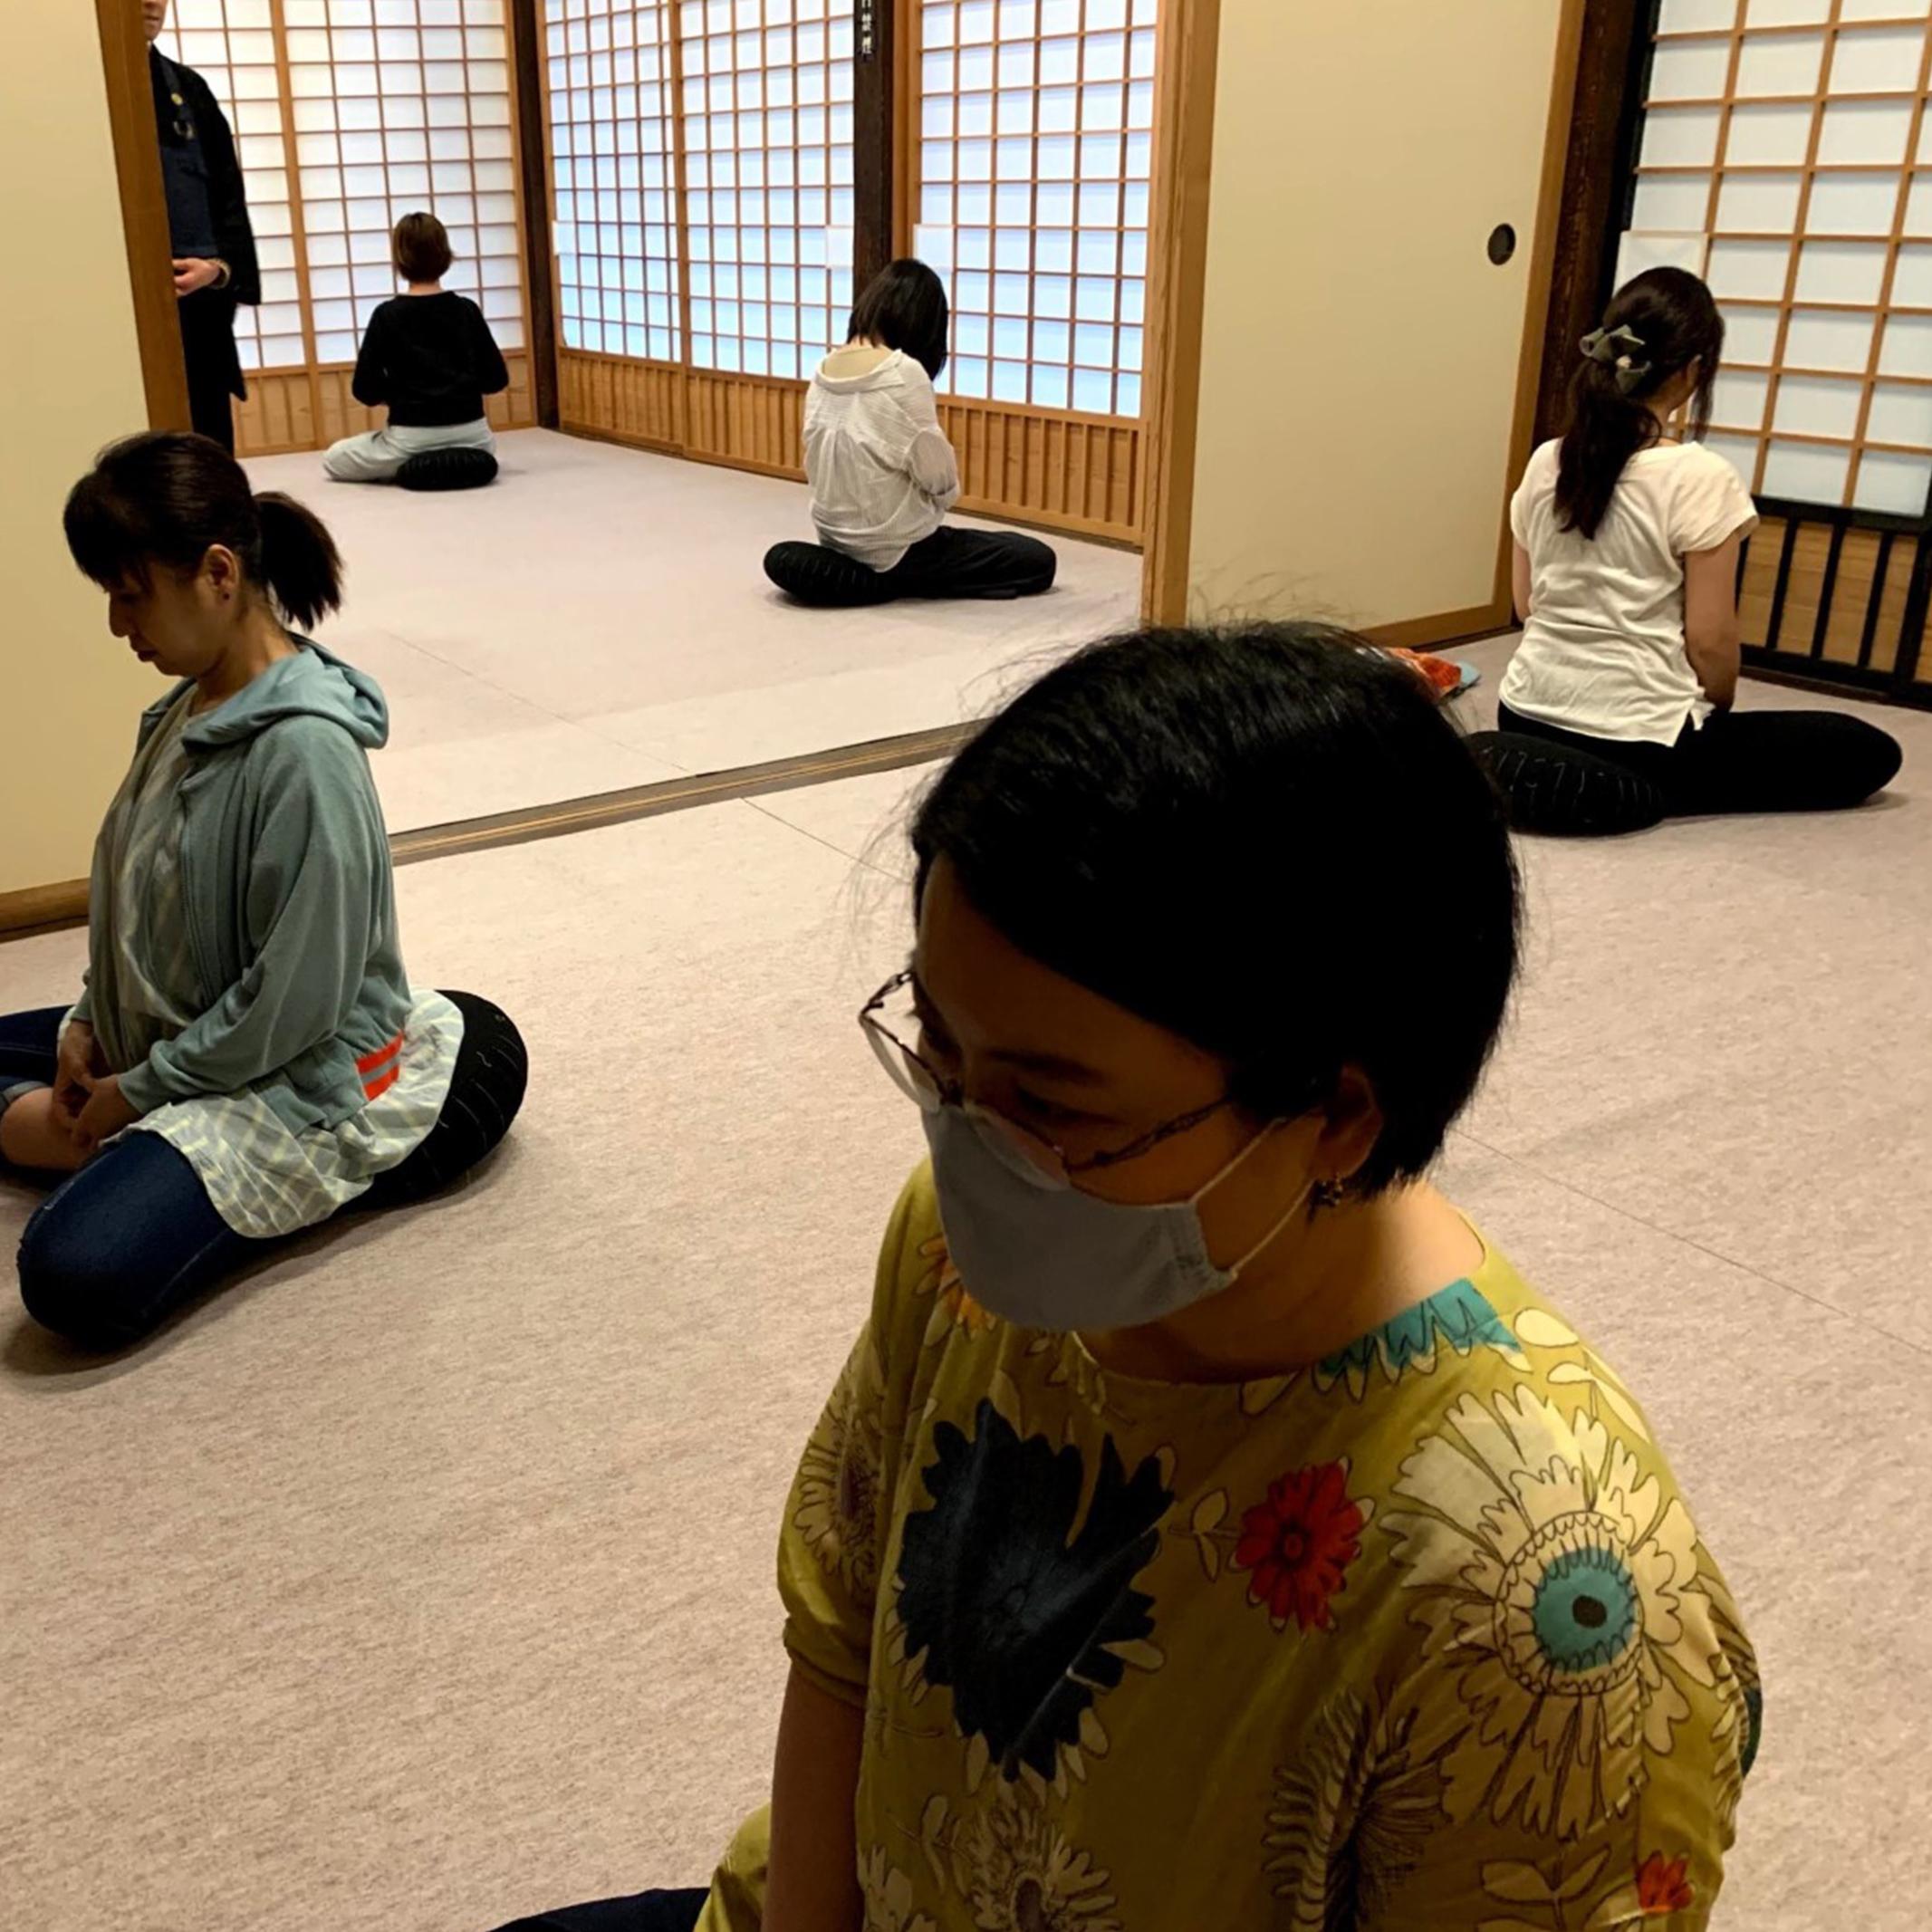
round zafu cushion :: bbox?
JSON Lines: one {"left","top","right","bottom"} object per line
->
{"left": 396, "top": 447, "right": 498, "bottom": 491}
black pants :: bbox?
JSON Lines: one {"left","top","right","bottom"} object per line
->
{"left": 178, "top": 289, "right": 239, "bottom": 453}
{"left": 0, "top": 990, "right": 527, "bottom": 1350}
{"left": 1473, "top": 701, "right": 1903, "bottom": 837}
{"left": 764, "top": 524, "right": 1057, "bottom": 607}
{"left": 490, "top": 1890, "right": 707, "bottom": 1932}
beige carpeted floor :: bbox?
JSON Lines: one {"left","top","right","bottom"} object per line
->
{"left": 2, "top": 639, "right": 1928, "bottom": 1929}
{"left": 242, "top": 430, "right": 1143, "bottom": 833}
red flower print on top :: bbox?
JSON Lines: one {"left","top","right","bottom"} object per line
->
{"left": 1635, "top": 1852, "right": 1695, "bottom": 1915}
{"left": 1232, "top": 1462, "right": 1365, "bottom": 1631}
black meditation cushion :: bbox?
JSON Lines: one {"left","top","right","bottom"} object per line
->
{"left": 395, "top": 447, "right": 499, "bottom": 492}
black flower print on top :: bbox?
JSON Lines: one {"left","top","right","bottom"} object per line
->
{"left": 897, "top": 1399, "right": 1172, "bottom": 1783}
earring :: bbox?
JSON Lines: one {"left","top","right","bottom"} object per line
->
{"left": 1311, "top": 1177, "right": 1350, "bottom": 1212}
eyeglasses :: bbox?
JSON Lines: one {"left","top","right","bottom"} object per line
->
{"left": 858, "top": 968, "right": 1233, "bottom": 1190}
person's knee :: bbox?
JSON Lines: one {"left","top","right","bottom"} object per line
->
{"left": 1849, "top": 720, "right": 1904, "bottom": 797}
{"left": 1011, "top": 533, "right": 1057, "bottom": 589}
{"left": 322, "top": 441, "right": 365, "bottom": 482}
{"left": 17, "top": 1201, "right": 153, "bottom": 1350}
{"left": 1804, "top": 714, "right": 1904, "bottom": 803}
{"left": 764, "top": 541, "right": 877, "bottom": 606}
{"left": 764, "top": 540, "right": 819, "bottom": 588}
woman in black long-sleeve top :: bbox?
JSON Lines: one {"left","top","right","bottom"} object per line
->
{"left": 323, "top": 213, "right": 510, "bottom": 484}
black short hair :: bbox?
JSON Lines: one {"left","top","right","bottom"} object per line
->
{"left": 846, "top": 258, "right": 949, "bottom": 380}
{"left": 393, "top": 210, "right": 453, "bottom": 283}
{"left": 911, "top": 624, "right": 1520, "bottom": 1194}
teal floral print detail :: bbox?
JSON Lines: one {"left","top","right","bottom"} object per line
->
{"left": 1315, "top": 1278, "right": 1525, "bottom": 1399}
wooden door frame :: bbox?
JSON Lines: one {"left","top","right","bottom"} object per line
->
{"left": 852, "top": 0, "right": 897, "bottom": 290}
{"left": 509, "top": 0, "right": 561, "bottom": 428}
{"left": 1533, "top": 0, "right": 1652, "bottom": 447}
{"left": 1140, "top": 0, "right": 1589, "bottom": 643}
{"left": 94, "top": 0, "right": 192, "bottom": 431}
{"left": 1139, "top": 0, "right": 1222, "bottom": 624}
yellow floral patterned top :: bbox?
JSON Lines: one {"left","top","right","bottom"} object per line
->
{"left": 697, "top": 1168, "right": 1759, "bottom": 1932}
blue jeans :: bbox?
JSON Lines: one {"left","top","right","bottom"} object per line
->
{"left": 0, "top": 994, "right": 527, "bottom": 1350}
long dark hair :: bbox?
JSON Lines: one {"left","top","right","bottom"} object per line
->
{"left": 63, "top": 430, "right": 343, "bottom": 631}
{"left": 846, "top": 258, "right": 949, "bottom": 381}
{"left": 911, "top": 624, "right": 1521, "bottom": 1195}
{"left": 1555, "top": 267, "right": 1725, "bottom": 540}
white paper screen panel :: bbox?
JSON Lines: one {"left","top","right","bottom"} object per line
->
{"left": 678, "top": 0, "right": 856, "bottom": 380}
{"left": 285, "top": 0, "right": 524, "bottom": 364}
{"left": 1621, "top": 0, "right": 1932, "bottom": 513}
{"left": 166, "top": 0, "right": 304, "bottom": 371}
{"left": 166, "top": 0, "right": 526, "bottom": 373}
{"left": 912, "top": 0, "right": 1157, "bottom": 418}
{"left": 546, "top": 0, "right": 682, "bottom": 360}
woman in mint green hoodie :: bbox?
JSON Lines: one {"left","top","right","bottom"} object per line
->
{"left": 0, "top": 432, "right": 527, "bottom": 1349}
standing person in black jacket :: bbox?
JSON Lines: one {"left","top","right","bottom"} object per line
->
{"left": 323, "top": 212, "right": 510, "bottom": 484}
{"left": 142, "top": 0, "right": 260, "bottom": 452}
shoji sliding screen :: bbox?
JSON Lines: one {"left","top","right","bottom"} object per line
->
{"left": 1622, "top": 0, "right": 1932, "bottom": 513}
{"left": 541, "top": 0, "right": 1151, "bottom": 539}
{"left": 161, "top": 0, "right": 537, "bottom": 457}
{"left": 547, "top": 0, "right": 858, "bottom": 470}
{"left": 549, "top": 1, "right": 686, "bottom": 438}
{"left": 1617, "top": 0, "right": 1932, "bottom": 697}
{"left": 908, "top": 0, "right": 1153, "bottom": 535}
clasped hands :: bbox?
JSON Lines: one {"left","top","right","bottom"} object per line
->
{"left": 173, "top": 256, "right": 224, "bottom": 296}
{"left": 53, "top": 1022, "right": 140, "bottom": 1155}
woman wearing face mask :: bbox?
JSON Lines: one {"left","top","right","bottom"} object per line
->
{"left": 493, "top": 626, "right": 1758, "bottom": 1932}
{"left": 0, "top": 432, "right": 526, "bottom": 1350}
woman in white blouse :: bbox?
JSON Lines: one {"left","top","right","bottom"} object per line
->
{"left": 1476, "top": 268, "right": 1900, "bottom": 836}
{"left": 764, "top": 261, "right": 1057, "bottom": 608}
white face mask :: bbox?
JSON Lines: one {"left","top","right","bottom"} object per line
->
{"left": 921, "top": 1103, "right": 1312, "bottom": 1333}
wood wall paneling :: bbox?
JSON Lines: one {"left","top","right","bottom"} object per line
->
{"left": 557, "top": 351, "right": 681, "bottom": 449}
{"left": 235, "top": 351, "right": 536, "bottom": 457}
{"left": 556, "top": 352, "right": 1144, "bottom": 543}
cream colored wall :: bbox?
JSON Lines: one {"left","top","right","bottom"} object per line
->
{"left": 0, "top": 4, "right": 155, "bottom": 898}
{"left": 1184, "top": 1, "right": 1567, "bottom": 633}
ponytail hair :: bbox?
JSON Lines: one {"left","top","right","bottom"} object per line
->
{"left": 253, "top": 492, "right": 343, "bottom": 631}
{"left": 1555, "top": 266, "right": 1725, "bottom": 540}
{"left": 63, "top": 430, "right": 344, "bottom": 631}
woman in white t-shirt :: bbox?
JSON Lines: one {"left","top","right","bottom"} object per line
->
{"left": 1476, "top": 267, "right": 1899, "bottom": 835}
{"left": 763, "top": 260, "right": 1057, "bottom": 608}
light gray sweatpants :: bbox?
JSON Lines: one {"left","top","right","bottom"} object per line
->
{"left": 322, "top": 417, "right": 495, "bottom": 484}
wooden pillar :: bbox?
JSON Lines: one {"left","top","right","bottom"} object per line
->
{"left": 851, "top": 0, "right": 896, "bottom": 292}
{"left": 508, "top": 0, "right": 559, "bottom": 428}
{"left": 1533, "top": 0, "right": 1652, "bottom": 447}
{"left": 93, "top": 0, "right": 192, "bottom": 431}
